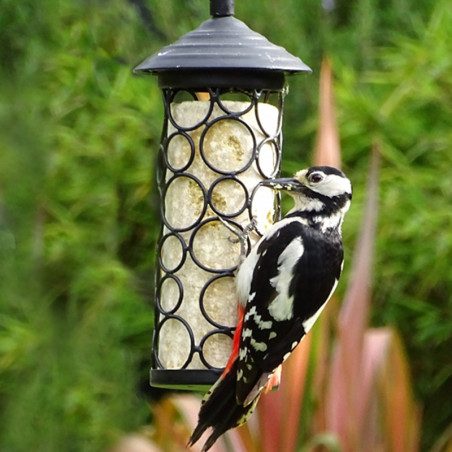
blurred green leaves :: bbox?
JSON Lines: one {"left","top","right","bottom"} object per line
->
{"left": 0, "top": 1, "right": 157, "bottom": 450}
{"left": 1, "top": 0, "right": 451, "bottom": 450}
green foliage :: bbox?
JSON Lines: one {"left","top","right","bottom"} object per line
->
{"left": 331, "top": 2, "right": 452, "bottom": 447}
{"left": 1, "top": 0, "right": 451, "bottom": 450}
{"left": 0, "top": 0, "right": 158, "bottom": 450}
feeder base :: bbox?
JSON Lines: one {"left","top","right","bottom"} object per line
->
{"left": 150, "top": 369, "right": 222, "bottom": 391}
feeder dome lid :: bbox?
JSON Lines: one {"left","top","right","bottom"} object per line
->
{"left": 134, "top": 1, "right": 311, "bottom": 89}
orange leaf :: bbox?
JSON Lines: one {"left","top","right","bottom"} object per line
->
{"left": 313, "top": 57, "right": 341, "bottom": 168}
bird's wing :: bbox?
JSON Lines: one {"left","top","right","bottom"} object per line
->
{"left": 235, "top": 220, "right": 342, "bottom": 406}
{"left": 235, "top": 220, "right": 308, "bottom": 405}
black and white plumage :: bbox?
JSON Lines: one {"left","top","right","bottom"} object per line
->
{"left": 189, "top": 166, "right": 352, "bottom": 451}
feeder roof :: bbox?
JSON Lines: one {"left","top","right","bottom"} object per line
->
{"left": 134, "top": 15, "right": 311, "bottom": 75}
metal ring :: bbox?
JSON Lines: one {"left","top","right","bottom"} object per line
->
{"left": 163, "top": 131, "right": 196, "bottom": 173}
{"left": 160, "top": 173, "right": 208, "bottom": 232}
{"left": 165, "top": 89, "right": 215, "bottom": 132}
{"left": 156, "top": 274, "right": 184, "bottom": 315}
{"left": 207, "top": 175, "right": 250, "bottom": 218}
{"left": 158, "top": 231, "right": 187, "bottom": 274}
{"left": 188, "top": 217, "right": 244, "bottom": 274}
{"left": 256, "top": 137, "right": 282, "bottom": 179}
{"left": 198, "top": 329, "right": 234, "bottom": 370}
{"left": 215, "top": 88, "right": 256, "bottom": 116}
{"left": 199, "top": 274, "right": 237, "bottom": 329}
{"left": 199, "top": 116, "right": 257, "bottom": 176}
{"left": 153, "top": 314, "right": 196, "bottom": 370}
{"left": 255, "top": 89, "right": 284, "bottom": 137}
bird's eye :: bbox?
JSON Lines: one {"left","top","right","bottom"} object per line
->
{"left": 308, "top": 172, "right": 324, "bottom": 184}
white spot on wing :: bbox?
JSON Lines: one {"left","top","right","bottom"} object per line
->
{"left": 257, "top": 319, "right": 272, "bottom": 330}
{"left": 267, "top": 237, "right": 304, "bottom": 321}
{"left": 235, "top": 218, "right": 305, "bottom": 306}
{"left": 268, "top": 294, "right": 294, "bottom": 322}
{"left": 251, "top": 311, "right": 272, "bottom": 330}
{"left": 242, "top": 328, "right": 252, "bottom": 338}
{"left": 250, "top": 338, "right": 268, "bottom": 352}
{"left": 244, "top": 306, "right": 257, "bottom": 321}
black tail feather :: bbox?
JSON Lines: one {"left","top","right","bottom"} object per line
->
{"left": 188, "top": 360, "right": 259, "bottom": 451}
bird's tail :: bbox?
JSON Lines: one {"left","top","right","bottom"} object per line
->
{"left": 188, "top": 305, "right": 258, "bottom": 451}
{"left": 187, "top": 358, "right": 259, "bottom": 451}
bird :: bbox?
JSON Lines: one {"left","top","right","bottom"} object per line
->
{"left": 188, "top": 166, "right": 352, "bottom": 451}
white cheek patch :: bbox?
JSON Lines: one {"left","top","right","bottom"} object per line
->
{"left": 311, "top": 174, "right": 352, "bottom": 197}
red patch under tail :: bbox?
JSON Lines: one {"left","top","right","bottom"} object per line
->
{"left": 222, "top": 304, "right": 245, "bottom": 377}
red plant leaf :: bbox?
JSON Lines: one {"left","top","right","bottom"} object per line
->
{"left": 279, "top": 337, "right": 312, "bottom": 452}
{"left": 313, "top": 57, "right": 341, "bottom": 169}
{"left": 326, "top": 142, "right": 380, "bottom": 451}
{"left": 339, "top": 142, "right": 380, "bottom": 359}
{"left": 378, "top": 331, "right": 421, "bottom": 452}
{"left": 255, "top": 333, "right": 312, "bottom": 452}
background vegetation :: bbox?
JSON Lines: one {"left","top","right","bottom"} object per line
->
{"left": 1, "top": 0, "right": 451, "bottom": 451}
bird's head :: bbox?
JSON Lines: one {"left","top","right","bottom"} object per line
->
{"left": 262, "top": 166, "right": 352, "bottom": 222}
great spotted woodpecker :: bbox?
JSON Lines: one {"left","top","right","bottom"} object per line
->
{"left": 189, "top": 166, "right": 352, "bottom": 451}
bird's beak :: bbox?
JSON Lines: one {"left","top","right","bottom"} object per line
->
{"left": 260, "top": 178, "right": 305, "bottom": 192}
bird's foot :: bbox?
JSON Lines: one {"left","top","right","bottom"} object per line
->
{"left": 218, "top": 217, "right": 257, "bottom": 261}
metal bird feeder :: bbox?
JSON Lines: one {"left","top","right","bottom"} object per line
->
{"left": 134, "top": 0, "right": 311, "bottom": 390}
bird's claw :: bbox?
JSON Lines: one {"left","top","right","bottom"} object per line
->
{"left": 218, "top": 217, "right": 257, "bottom": 260}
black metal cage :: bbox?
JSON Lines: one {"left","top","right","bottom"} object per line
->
{"left": 134, "top": 0, "right": 311, "bottom": 390}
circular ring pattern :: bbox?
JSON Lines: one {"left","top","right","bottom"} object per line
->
{"left": 166, "top": 90, "right": 214, "bottom": 132}
{"left": 255, "top": 90, "right": 284, "bottom": 137}
{"left": 156, "top": 274, "right": 184, "bottom": 315}
{"left": 154, "top": 315, "right": 195, "bottom": 370}
{"left": 249, "top": 182, "right": 280, "bottom": 237}
{"left": 208, "top": 176, "right": 250, "bottom": 218}
{"left": 189, "top": 217, "right": 244, "bottom": 273}
{"left": 152, "top": 87, "right": 284, "bottom": 376}
{"left": 199, "top": 329, "right": 234, "bottom": 370}
{"left": 215, "top": 90, "right": 255, "bottom": 116}
{"left": 164, "top": 131, "right": 196, "bottom": 173}
{"left": 158, "top": 232, "right": 187, "bottom": 274}
{"left": 199, "top": 274, "right": 237, "bottom": 328}
{"left": 161, "top": 173, "right": 208, "bottom": 232}
{"left": 256, "top": 138, "right": 281, "bottom": 179}
{"left": 199, "top": 116, "right": 257, "bottom": 176}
